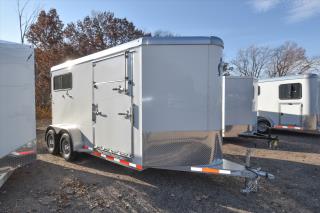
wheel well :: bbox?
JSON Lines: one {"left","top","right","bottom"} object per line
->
{"left": 257, "top": 116, "right": 272, "bottom": 126}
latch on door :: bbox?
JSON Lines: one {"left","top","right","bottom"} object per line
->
{"left": 93, "top": 104, "right": 107, "bottom": 119}
{"left": 118, "top": 110, "right": 131, "bottom": 119}
{"left": 112, "top": 85, "right": 125, "bottom": 93}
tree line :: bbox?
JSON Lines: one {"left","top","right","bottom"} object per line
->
{"left": 18, "top": 5, "right": 319, "bottom": 118}
{"left": 23, "top": 9, "right": 149, "bottom": 118}
{"left": 230, "top": 42, "right": 319, "bottom": 78}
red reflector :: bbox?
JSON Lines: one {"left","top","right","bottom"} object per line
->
{"left": 106, "top": 156, "right": 114, "bottom": 161}
{"left": 120, "top": 159, "right": 129, "bottom": 166}
{"left": 17, "top": 151, "right": 35, "bottom": 156}
{"left": 92, "top": 151, "right": 101, "bottom": 157}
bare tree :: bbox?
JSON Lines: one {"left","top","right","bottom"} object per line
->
{"left": 296, "top": 56, "right": 320, "bottom": 74}
{"left": 268, "top": 41, "right": 307, "bottom": 77}
{"left": 17, "top": 0, "right": 39, "bottom": 44}
{"left": 231, "top": 45, "right": 271, "bottom": 78}
{"left": 153, "top": 30, "right": 177, "bottom": 37}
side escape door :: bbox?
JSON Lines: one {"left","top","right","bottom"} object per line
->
{"left": 92, "top": 51, "right": 134, "bottom": 158}
{"left": 278, "top": 83, "right": 303, "bottom": 127}
{"left": 279, "top": 103, "right": 303, "bottom": 127}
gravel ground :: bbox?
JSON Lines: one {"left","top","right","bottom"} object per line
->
{"left": 0, "top": 121, "right": 319, "bottom": 213}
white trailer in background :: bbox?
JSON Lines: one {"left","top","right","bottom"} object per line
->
{"left": 46, "top": 36, "right": 273, "bottom": 192}
{"left": 222, "top": 76, "right": 257, "bottom": 137}
{"left": 257, "top": 74, "right": 320, "bottom": 133}
{"left": 0, "top": 41, "right": 37, "bottom": 188}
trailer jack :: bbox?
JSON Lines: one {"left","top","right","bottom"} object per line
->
{"left": 241, "top": 168, "right": 275, "bottom": 193}
{"left": 241, "top": 149, "right": 275, "bottom": 193}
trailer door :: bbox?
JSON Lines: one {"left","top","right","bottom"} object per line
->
{"left": 279, "top": 103, "right": 303, "bottom": 127}
{"left": 93, "top": 52, "right": 133, "bottom": 157}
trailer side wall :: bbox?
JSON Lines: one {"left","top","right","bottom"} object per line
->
{"left": 141, "top": 44, "right": 223, "bottom": 167}
{"left": 0, "top": 43, "right": 36, "bottom": 158}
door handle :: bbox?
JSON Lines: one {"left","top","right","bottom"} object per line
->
{"left": 118, "top": 110, "right": 131, "bottom": 119}
{"left": 96, "top": 111, "right": 107, "bottom": 117}
{"left": 112, "top": 85, "right": 125, "bottom": 93}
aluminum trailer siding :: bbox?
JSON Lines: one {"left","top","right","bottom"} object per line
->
{"left": 222, "top": 76, "right": 257, "bottom": 137}
{"left": 0, "top": 41, "right": 36, "bottom": 187}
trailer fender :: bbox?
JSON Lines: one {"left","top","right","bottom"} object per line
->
{"left": 257, "top": 116, "right": 274, "bottom": 127}
{"left": 46, "top": 124, "right": 83, "bottom": 152}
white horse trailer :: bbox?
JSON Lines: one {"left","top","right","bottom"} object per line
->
{"left": 257, "top": 74, "right": 320, "bottom": 133}
{"left": 222, "top": 76, "right": 257, "bottom": 137}
{"left": 46, "top": 36, "right": 273, "bottom": 192}
{"left": 0, "top": 41, "right": 37, "bottom": 188}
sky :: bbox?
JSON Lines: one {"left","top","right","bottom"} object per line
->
{"left": 0, "top": 0, "right": 319, "bottom": 60}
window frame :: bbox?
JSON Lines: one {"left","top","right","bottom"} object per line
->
{"left": 278, "top": 83, "right": 302, "bottom": 100}
{"left": 53, "top": 73, "right": 73, "bottom": 91}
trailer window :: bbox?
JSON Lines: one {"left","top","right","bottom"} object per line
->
{"left": 53, "top": 73, "right": 72, "bottom": 90}
{"left": 258, "top": 86, "right": 261, "bottom": 96}
{"left": 279, "top": 83, "right": 302, "bottom": 100}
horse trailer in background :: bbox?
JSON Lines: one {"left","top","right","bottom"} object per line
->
{"left": 222, "top": 76, "right": 257, "bottom": 137}
{"left": 257, "top": 74, "right": 320, "bottom": 133}
{"left": 0, "top": 41, "right": 37, "bottom": 188}
{"left": 46, "top": 36, "right": 273, "bottom": 192}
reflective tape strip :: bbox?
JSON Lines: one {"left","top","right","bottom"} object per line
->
{"left": 219, "top": 170, "right": 231, "bottom": 175}
{"left": 191, "top": 167, "right": 202, "bottom": 172}
{"left": 92, "top": 151, "right": 101, "bottom": 157}
{"left": 106, "top": 156, "right": 114, "bottom": 161}
{"left": 11, "top": 150, "right": 36, "bottom": 156}
{"left": 202, "top": 168, "right": 219, "bottom": 173}
{"left": 82, "top": 146, "right": 143, "bottom": 170}
{"left": 275, "top": 125, "right": 302, "bottom": 130}
{"left": 129, "top": 162, "right": 136, "bottom": 168}
{"left": 120, "top": 159, "right": 130, "bottom": 166}
{"left": 191, "top": 167, "right": 231, "bottom": 175}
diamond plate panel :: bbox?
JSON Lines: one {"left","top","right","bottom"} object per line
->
{"left": 142, "top": 131, "right": 222, "bottom": 167}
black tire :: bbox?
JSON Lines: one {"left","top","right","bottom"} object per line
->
{"left": 60, "top": 133, "right": 76, "bottom": 161}
{"left": 46, "top": 129, "right": 59, "bottom": 155}
{"left": 257, "top": 119, "right": 271, "bottom": 134}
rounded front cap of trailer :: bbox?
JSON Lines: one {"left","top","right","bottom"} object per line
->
{"left": 51, "top": 36, "right": 224, "bottom": 71}
{"left": 140, "top": 36, "right": 224, "bottom": 48}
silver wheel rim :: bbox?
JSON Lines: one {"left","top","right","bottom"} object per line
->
{"left": 62, "top": 139, "right": 70, "bottom": 155}
{"left": 48, "top": 135, "right": 54, "bottom": 149}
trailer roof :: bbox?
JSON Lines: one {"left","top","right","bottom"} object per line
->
{"left": 224, "top": 75, "right": 256, "bottom": 80}
{"left": 0, "top": 40, "right": 32, "bottom": 49}
{"left": 258, "top": 73, "right": 318, "bottom": 83}
{"left": 51, "top": 36, "right": 224, "bottom": 71}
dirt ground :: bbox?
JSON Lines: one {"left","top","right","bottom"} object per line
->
{"left": 0, "top": 120, "right": 319, "bottom": 213}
